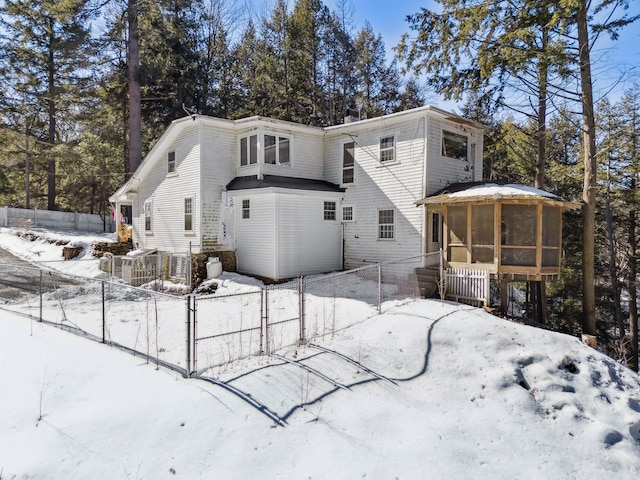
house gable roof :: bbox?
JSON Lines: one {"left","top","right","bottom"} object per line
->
{"left": 226, "top": 175, "right": 344, "bottom": 193}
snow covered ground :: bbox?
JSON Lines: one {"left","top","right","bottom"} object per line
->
{"left": 1, "top": 226, "right": 640, "bottom": 479}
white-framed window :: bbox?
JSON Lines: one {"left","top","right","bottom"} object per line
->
{"left": 240, "top": 134, "right": 258, "bottom": 166}
{"left": 264, "top": 134, "right": 290, "bottom": 165}
{"left": 184, "top": 197, "right": 193, "bottom": 232}
{"left": 242, "top": 199, "right": 250, "bottom": 219}
{"left": 442, "top": 130, "right": 468, "bottom": 161}
{"left": 144, "top": 199, "right": 153, "bottom": 232}
{"left": 278, "top": 137, "right": 290, "bottom": 164}
{"left": 167, "top": 151, "right": 176, "bottom": 174}
{"left": 342, "top": 205, "right": 354, "bottom": 222}
{"left": 324, "top": 201, "right": 337, "bottom": 221}
{"left": 379, "top": 135, "right": 395, "bottom": 163}
{"left": 342, "top": 141, "right": 355, "bottom": 183}
{"left": 378, "top": 209, "right": 395, "bottom": 240}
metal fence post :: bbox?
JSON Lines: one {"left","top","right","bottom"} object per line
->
{"left": 185, "top": 295, "right": 192, "bottom": 377}
{"left": 102, "top": 280, "right": 106, "bottom": 343}
{"left": 298, "top": 276, "right": 305, "bottom": 345}
{"left": 439, "top": 248, "right": 445, "bottom": 302}
{"left": 262, "top": 288, "right": 269, "bottom": 355}
{"left": 377, "top": 264, "right": 382, "bottom": 313}
{"left": 39, "top": 270, "right": 43, "bottom": 322}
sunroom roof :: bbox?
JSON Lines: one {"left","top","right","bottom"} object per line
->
{"left": 417, "top": 181, "right": 580, "bottom": 209}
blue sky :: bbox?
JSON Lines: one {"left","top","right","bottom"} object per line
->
{"left": 320, "top": 0, "right": 640, "bottom": 109}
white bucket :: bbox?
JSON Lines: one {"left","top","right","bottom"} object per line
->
{"left": 206, "top": 257, "right": 222, "bottom": 279}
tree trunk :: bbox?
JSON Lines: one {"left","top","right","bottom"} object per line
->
{"left": 577, "top": 2, "right": 597, "bottom": 337}
{"left": 605, "top": 164, "right": 624, "bottom": 342}
{"left": 128, "top": 0, "right": 142, "bottom": 176}
{"left": 629, "top": 201, "right": 638, "bottom": 371}
{"left": 25, "top": 118, "right": 31, "bottom": 209}
{"left": 534, "top": 28, "right": 549, "bottom": 325}
{"left": 47, "top": 21, "right": 57, "bottom": 211}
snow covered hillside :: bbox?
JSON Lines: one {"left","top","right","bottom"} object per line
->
{"left": 1, "top": 226, "right": 640, "bottom": 479}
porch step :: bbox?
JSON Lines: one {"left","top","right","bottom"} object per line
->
{"left": 415, "top": 267, "right": 441, "bottom": 298}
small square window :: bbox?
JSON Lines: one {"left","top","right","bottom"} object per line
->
{"left": 324, "top": 201, "right": 336, "bottom": 221}
{"left": 168, "top": 151, "right": 176, "bottom": 173}
{"left": 378, "top": 209, "right": 394, "bottom": 239}
{"left": 380, "top": 136, "right": 395, "bottom": 162}
{"left": 242, "top": 199, "right": 250, "bottom": 219}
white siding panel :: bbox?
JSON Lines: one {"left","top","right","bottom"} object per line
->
{"left": 133, "top": 124, "right": 200, "bottom": 253}
{"left": 426, "top": 117, "right": 484, "bottom": 195}
{"left": 233, "top": 193, "right": 277, "bottom": 279}
{"left": 200, "top": 122, "right": 237, "bottom": 251}
{"left": 276, "top": 193, "right": 342, "bottom": 278}
{"left": 337, "top": 118, "right": 427, "bottom": 268}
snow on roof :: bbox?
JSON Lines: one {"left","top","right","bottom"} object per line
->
{"left": 417, "top": 182, "right": 580, "bottom": 208}
{"left": 447, "top": 183, "right": 558, "bottom": 199}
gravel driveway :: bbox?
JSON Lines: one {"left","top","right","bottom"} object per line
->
{"left": 0, "top": 247, "right": 82, "bottom": 301}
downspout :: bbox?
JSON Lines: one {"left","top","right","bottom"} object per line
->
{"left": 198, "top": 117, "right": 203, "bottom": 253}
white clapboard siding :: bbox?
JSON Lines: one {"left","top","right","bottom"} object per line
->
{"left": 445, "top": 267, "right": 490, "bottom": 307}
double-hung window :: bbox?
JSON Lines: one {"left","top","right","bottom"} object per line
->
{"left": 144, "top": 199, "right": 153, "bottom": 232}
{"left": 378, "top": 209, "right": 395, "bottom": 239}
{"left": 342, "top": 142, "right": 355, "bottom": 183}
{"left": 240, "top": 134, "right": 258, "bottom": 166}
{"left": 242, "top": 199, "right": 250, "bottom": 219}
{"left": 167, "top": 151, "right": 176, "bottom": 174}
{"left": 342, "top": 205, "right": 354, "bottom": 222}
{"left": 324, "top": 201, "right": 337, "bottom": 221}
{"left": 184, "top": 197, "right": 193, "bottom": 232}
{"left": 379, "top": 136, "right": 395, "bottom": 163}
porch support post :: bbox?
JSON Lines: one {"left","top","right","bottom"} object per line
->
{"left": 500, "top": 277, "right": 509, "bottom": 315}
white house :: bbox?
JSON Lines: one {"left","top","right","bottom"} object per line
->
{"left": 110, "top": 106, "right": 486, "bottom": 281}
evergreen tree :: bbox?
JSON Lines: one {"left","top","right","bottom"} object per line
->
{"left": 0, "top": 0, "right": 96, "bottom": 210}
{"left": 353, "top": 23, "right": 400, "bottom": 118}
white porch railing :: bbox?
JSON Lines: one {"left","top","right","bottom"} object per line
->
{"left": 445, "top": 267, "right": 490, "bottom": 307}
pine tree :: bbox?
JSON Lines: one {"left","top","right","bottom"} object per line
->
{"left": 1, "top": 0, "right": 96, "bottom": 210}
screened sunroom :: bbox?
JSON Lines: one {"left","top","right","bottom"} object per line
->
{"left": 417, "top": 182, "right": 580, "bottom": 281}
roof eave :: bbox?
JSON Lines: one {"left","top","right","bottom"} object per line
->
{"left": 416, "top": 194, "right": 581, "bottom": 210}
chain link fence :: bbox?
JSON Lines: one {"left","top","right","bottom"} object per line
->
{"left": 193, "top": 290, "right": 263, "bottom": 376}
{"left": 2, "top": 253, "right": 437, "bottom": 378}
{"left": 1, "top": 263, "right": 189, "bottom": 375}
